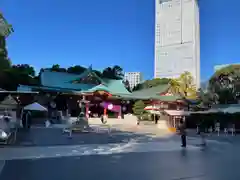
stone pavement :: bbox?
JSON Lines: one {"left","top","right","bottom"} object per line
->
{"left": 1, "top": 148, "right": 239, "bottom": 180}
{"left": 9, "top": 125, "right": 172, "bottom": 147}
{"left": 0, "top": 125, "right": 238, "bottom": 180}
{"left": 0, "top": 140, "right": 201, "bottom": 161}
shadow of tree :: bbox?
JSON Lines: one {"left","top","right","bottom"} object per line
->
{"left": 7, "top": 125, "right": 175, "bottom": 147}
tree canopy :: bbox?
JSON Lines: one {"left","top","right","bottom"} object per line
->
{"left": 102, "top": 65, "right": 124, "bottom": 80}
{"left": 132, "top": 72, "right": 197, "bottom": 99}
{"left": 170, "top": 71, "right": 197, "bottom": 99}
{"left": 0, "top": 12, "right": 13, "bottom": 71}
{"left": 208, "top": 64, "right": 240, "bottom": 104}
{"left": 132, "top": 100, "right": 146, "bottom": 116}
{"left": 0, "top": 12, "right": 14, "bottom": 37}
{"left": 132, "top": 78, "right": 171, "bottom": 91}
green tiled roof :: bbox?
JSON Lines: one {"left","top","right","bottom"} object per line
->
{"left": 18, "top": 85, "right": 81, "bottom": 93}
{"left": 21, "top": 68, "right": 131, "bottom": 95}
{"left": 151, "top": 95, "right": 182, "bottom": 102}
{"left": 84, "top": 84, "right": 110, "bottom": 93}
{"left": 102, "top": 79, "right": 131, "bottom": 95}
{"left": 40, "top": 70, "right": 95, "bottom": 90}
{"left": 19, "top": 69, "right": 181, "bottom": 101}
{"left": 111, "top": 84, "right": 183, "bottom": 101}
{"left": 131, "top": 84, "right": 170, "bottom": 96}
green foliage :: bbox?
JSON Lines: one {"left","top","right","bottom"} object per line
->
{"left": 102, "top": 65, "right": 124, "bottom": 80}
{"left": 50, "top": 64, "right": 67, "bottom": 72}
{"left": 170, "top": 71, "right": 197, "bottom": 98}
{"left": 67, "top": 65, "right": 86, "bottom": 74}
{"left": 132, "top": 78, "right": 170, "bottom": 91}
{"left": 132, "top": 100, "right": 146, "bottom": 116}
{"left": 197, "top": 88, "right": 216, "bottom": 107}
{"left": 0, "top": 64, "right": 38, "bottom": 90}
{"left": 11, "top": 64, "right": 35, "bottom": 76}
{"left": 0, "top": 34, "right": 11, "bottom": 71}
{"left": 0, "top": 12, "right": 12, "bottom": 72}
{"left": 0, "top": 12, "right": 14, "bottom": 37}
{"left": 208, "top": 64, "right": 240, "bottom": 104}
{"left": 123, "top": 79, "right": 131, "bottom": 92}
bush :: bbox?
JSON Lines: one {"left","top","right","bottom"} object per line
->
{"left": 132, "top": 100, "right": 146, "bottom": 120}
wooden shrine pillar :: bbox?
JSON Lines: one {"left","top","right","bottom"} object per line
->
{"left": 104, "top": 108, "right": 107, "bottom": 118}
{"left": 118, "top": 106, "right": 122, "bottom": 119}
{"left": 85, "top": 102, "right": 89, "bottom": 118}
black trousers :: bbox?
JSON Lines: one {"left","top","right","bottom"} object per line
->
{"left": 181, "top": 134, "right": 186, "bottom": 147}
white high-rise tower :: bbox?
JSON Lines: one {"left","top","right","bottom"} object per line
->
{"left": 154, "top": 0, "right": 200, "bottom": 88}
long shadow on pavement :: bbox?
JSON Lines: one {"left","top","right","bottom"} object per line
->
{"left": 1, "top": 126, "right": 175, "bottom": 147}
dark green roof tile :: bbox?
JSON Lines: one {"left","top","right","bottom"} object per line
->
{"left": 131, "top": 84, "right": 170, "bottom": 96}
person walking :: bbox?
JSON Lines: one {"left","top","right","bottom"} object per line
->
{"left": 199, "top": 119, "right": 206, "bottom": 146}
{"left": 26, "top": 111, "right": 32, "bottom": 129}
{"left": 21, "top": 111, "right": 27, "bottom": 129}
{"left": 178, "top": 119, "right": 186, "bottom": 147}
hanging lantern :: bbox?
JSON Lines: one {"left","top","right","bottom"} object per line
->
{"left": 108, "top": 104, "right": 113, "bottom": 110}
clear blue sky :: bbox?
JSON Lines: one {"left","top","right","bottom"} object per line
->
{"left": 1, "top": 0, "right": 240, "bottom": 81}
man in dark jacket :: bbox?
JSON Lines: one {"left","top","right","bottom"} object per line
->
{"left": 178, "top": 119, "right": 186, "bottom": 147}
{"left": 27, "top": 111, "right": 32, "bottom": 129}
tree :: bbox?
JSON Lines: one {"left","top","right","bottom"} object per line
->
{"left": 0, "top": 12, "right": 13, "bottom": 71}
{"left": 50, "top": 64, "right": 66, "bottom": 72}
{"left": 93, "top": 70, "right": 102, "bottom": 78}
{"left": 132, "top": 100, "right": 146, "bottom": 119}
{"left": 132, "top": 83, "right": 142, "bottom": 91}
{"left": 0, "top": 12, "right": 14, "bottom": 37}
{"left": 132, "top": 78, "right": 171, "bottom": 91}
{"left": 12, "top": 64, "right": 36, "bottom": 76}
{"left": 208, "top": 64, "right": 240, "bottom": 104}
{"left": 67, "top": 65, "right": 86, "bottom": 74}
{"left": 123, "top": 79, "right": 131, "bottom": 92}
{"left": 170, "top": 71, "right": 197, "bottom": 98}
{"left": 197, "top": 88, "right": 217, "bottom": 107}
{"left": 0, "top": 64, "right": 38, "bottom": 90}
{"left": 102, "top": 65, "right": 124, "bottom": 80}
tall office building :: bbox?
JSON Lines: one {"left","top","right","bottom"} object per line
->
{"left": 124, "top": 72, "right": 143, "bottom": 90}
{"left": 154, "top": 0, "right": 200, "bottom": 88}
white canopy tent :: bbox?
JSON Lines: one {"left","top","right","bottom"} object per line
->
{"left": 164, "top": 110, "right": 191, "bottom": 116}
{"left": 223, "top": 107, "right": 240, "bottom": 114}
{"left": 24, "top": 102, "right": 48, "bottom": 111}
{"left": 144, "top": 105, "right": 161, "bottom": 115}
{"left": 0, "top": 95, "right": 18, "bottom": 109}
{"left": 192, "top": 109, "right": 221, "bottom": 114}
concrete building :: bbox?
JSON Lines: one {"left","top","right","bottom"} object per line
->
{"left": 154, "top": 0, "right": 200, "bottom": 88}
{"left": 124, "top": 72, "right": 143, "bottom": 89}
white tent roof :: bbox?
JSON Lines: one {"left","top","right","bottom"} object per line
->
{"left": 24, "top": 102, "right": 48, "bottom": 111}
{"left": 192, "top": 108, "right": 224, "bottom": 114}
{"left": 144, "top": 105, "right": 159, "bottom": 111}
{"left": 164, "top": 110, "right": 190, "bottom": 116}
{"left": 0, "top": 95, "right": 17, "bottom": 105}
{"left": 223, "top": 107, "right": 240, "bottom": 114}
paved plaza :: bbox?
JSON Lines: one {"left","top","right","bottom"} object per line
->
{"left": 0, "top": 125, "right": 239, "bottom": 180}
